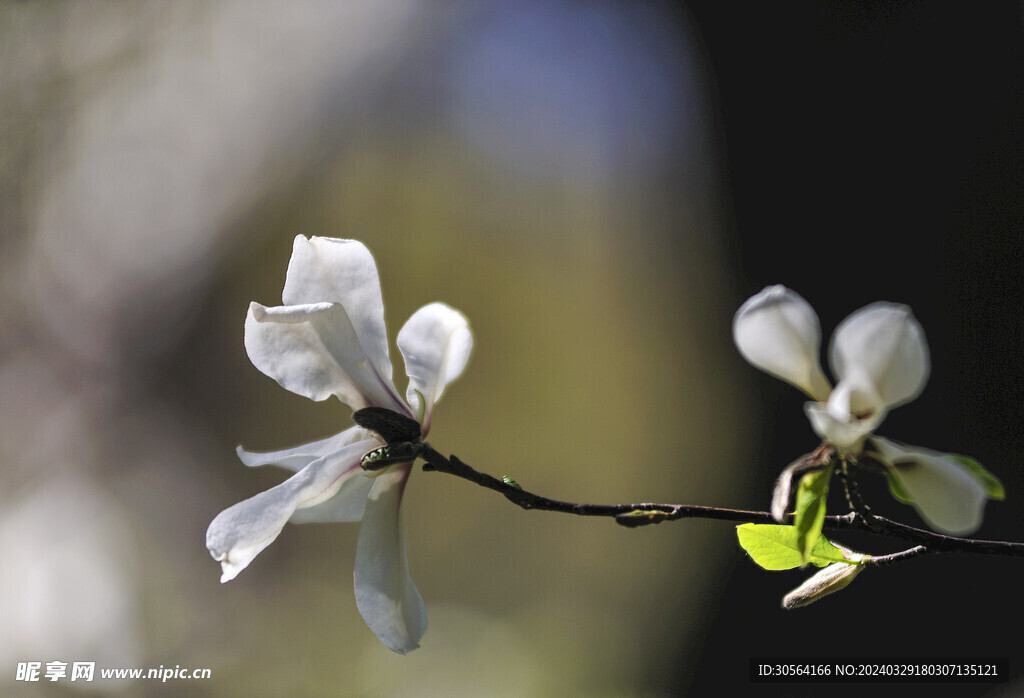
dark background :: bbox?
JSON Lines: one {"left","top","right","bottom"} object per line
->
{"left": 682, "top": 2, "right": 1024, "bottom": 695}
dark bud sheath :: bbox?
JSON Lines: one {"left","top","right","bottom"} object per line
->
{"left": 352, "top": 407, "right": 422, "bottom": 444}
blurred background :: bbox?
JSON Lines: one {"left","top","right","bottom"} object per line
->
{"left": 0, "top": 1, "right": 1021, "bottom": 696}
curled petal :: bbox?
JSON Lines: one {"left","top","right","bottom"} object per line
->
{"left": 206, "top": 439, "right": 375, "bottom": 582}
{"left": 282, "top": 236, "right": 395, "bottom": 391}
{"left": 397, "top": 303, "right": 473, "bottom": 428}
{"left": 237, "top": 425, "right": 374, "bottom": 473}
{"left": 354, "top": 464, "right": 427, "bottom": 654}
{"left": 805, "top": 372, "right": 887, "bottom": 453}
{"left": 733, "top": 286, "right": 831, "bottom": 400}
{"left": 244, "top": 301, "right": 406, "bottom": 412}
{"left": 871, "top": 437, "right": 987, "bottom": 535}
{"left": 826, "top": 371, "right": 886, "bottom": 425}
{"left": 771, "top": 450, "right": 830, "bottom": 522}
{"left": 805, "top": 401, "right": 883, "bottom": 455}
{"left": 830, "top": 302, "right": 929, "bottom": 411}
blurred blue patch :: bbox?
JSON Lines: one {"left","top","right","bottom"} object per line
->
{"left": 443, "top": 0, "right": 702, "bottom": 181}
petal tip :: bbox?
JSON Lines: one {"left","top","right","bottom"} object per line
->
{"left": 208, "top": 548, "right": 242, "bottom": 583}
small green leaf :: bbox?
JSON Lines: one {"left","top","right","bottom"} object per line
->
{"left": 736, "top": 523, "right": 850, "bottom": 571}
{"left": 950, "top": 455, "right": 1005, "bottom": 500}
{"left": 793, "top": 462, "right": 834, "bottom": 565}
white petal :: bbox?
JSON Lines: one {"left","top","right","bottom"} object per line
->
{"left": 206, "top": 439, "right": 375, "bottom": 582}
{"left": 288, "top": 468, "right": 377, "bottom": 524}
{"left": 804, "top": 372, "right": 887, "bottom": 453}
{"left": 871, "top": 437, "right": 987, "bottom": 535}
{"left": 236, "top": 427, "right": 380, "bottom": 524}
{"left": 733, "top": 286, "right": 831, "bottom": 400}
{"left": 826, "top": 370, "right": 886, "bottom": 424}
{"left": 281, "top": 236, "right": 395, "bottom": 392}
{"left": 830, "top": 302, "right": 929, "bottom": 411}
{"left": 354, "top": 464, "right": 427, "bottom": 654}
{"left": 237, "top": 426, "right": 374, "bottom": 473}
{"left": 397, "top": 302, "right": 473, "bottom": 428}
{"left": 244, "top": 301, "right": 406, "bottom": 412}
{"left": 805, "top": 401, "right": 883, "bottom": 454}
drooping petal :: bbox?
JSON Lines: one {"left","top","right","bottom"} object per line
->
{"left": 236, "top": 426, "right": 381, "bottom": 524}
{"left": 733, "top": 286, "right": 831, "bottom": 400}
{"left": 244, "top": 301, "right": 406, "bottom": 413}
{"left": 281, "top": 236, "right": 395, "bottom": 391}
{"left": 397, "top": 302, "right": 473, "bottom": 428}
{"left": 353, "top": 464, "right": 427, "bottom": 654}
{"left": 207, "top": 438, "right": 376, "bottom": 582}
{"left": 288, "top": 466, "right": 377, "bottom": 524}
{"left": 237, "top": 425, "right": 374, "bottom": 473}
{"left": 830, "top": 302, "right": 929, "bottom": 411}
{"left": 871, "top": 437, "right": 987, "bottom": 535}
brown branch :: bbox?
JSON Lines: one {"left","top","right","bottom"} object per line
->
{"left": 862, "top": 514, "right": 1024, "bottom": 557}
{"left": 420, "top": 445, "right": 847, "bottom": 527}
{"left": 419, "top": 444, "right": 1024, "bottom": 561}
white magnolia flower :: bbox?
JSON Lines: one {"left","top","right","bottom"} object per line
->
{"left": 734, "top": 285, "right": 991, "bottom": 535}
{"left": 733, "top": 285, "right": 928, "bottom": 454}
{"left": 207, "top": 235, "right": 472, "bottom": 654}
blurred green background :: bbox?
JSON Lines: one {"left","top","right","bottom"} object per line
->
{"left": 2, "top": 2, "right": 1023, "bottom": 697}
{"left": 0, "top": 1, "right": 747, "bottom": 695}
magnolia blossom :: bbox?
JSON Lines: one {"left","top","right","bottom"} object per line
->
{"left": 734, "top": 285, "right": 987, "bottom": 535}
{"left": 734, "top": 285, "right": 929, "bottom": 453}
{"left": 207, "top": 236, "right": 472, "bottom": 653}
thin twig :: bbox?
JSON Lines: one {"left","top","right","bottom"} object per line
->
{"left": 419, "top": 444, "right": 1024, "bottom": 561}
{"left": 864, "top": 515, "right": 1024, "bottom": 556}
{"left": 837, "top": 456, "right": 880, "bottom": 532}
{"left": 864, "top": 546, "right": 928, "bottom": 566}
{"left": 420, "top": 445, "right": 849, "bottom": 528}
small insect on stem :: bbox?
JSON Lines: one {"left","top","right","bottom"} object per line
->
{"left": 501, "top": 475, "right": 522, "bottom": 490}
{"left": 361, "top": 441, "right": 426, "bottom": 472}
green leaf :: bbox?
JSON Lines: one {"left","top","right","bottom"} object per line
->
{"left": 950, "top": 455, "right": 1005, "bottom": 500}
{"left": 736, "top": 523, "right": 850, "bottom": 571}
{"left": 793, "top": 462, "right": 834, "bottom": 565}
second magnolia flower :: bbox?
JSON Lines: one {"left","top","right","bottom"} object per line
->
{"left": 733, "top": 285, "right": 990, "bottom": 535}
